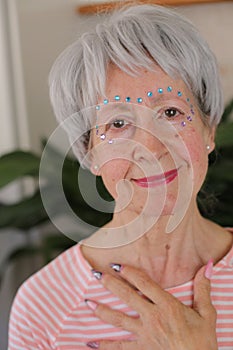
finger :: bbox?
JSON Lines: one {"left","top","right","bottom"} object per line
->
{"left": 193, "top": 261, "right": 217, "bottom": 321}
{"left": 86, "top": 300, "right": 140, "bottom": 333}
{"left": 110, "top": 264, "right": 171, "bottom": 305}
{"left": 86, "top": 339, "right": 138, "bottom": 350}
{"left": 101, "top": 273, "right": 149, "bottom": 314}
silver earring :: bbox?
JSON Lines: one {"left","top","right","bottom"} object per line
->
{"left": 93, "top": 165, "right": 98, "bottom": 170}
{"left": 206, "top": 145, "right": 210, "bottom": 150}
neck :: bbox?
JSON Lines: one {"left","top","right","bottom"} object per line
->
{"left": 82, "top": 203, "right": 232, "bottom": 289}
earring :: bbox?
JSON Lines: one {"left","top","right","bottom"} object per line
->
{"left": 93, "top": 165, "right": 98, "bottom": 170}
{"left": 206, "top": 145, "right": 210, "bottom": 150}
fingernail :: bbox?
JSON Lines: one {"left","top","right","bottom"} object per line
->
{"left": 110, "top": 263, "right": 123, "bottom": 272}
{"left": 91, "top": 269, "right": 103, "bottom": 280}
{"left": 205, "top": 259, "right": 214, "bottom": 279}
{"left": 85, "top": 299, "right": 98, "bottom": 311}
{"left": 86, "top": 341, "right": 99, "bottom": 349}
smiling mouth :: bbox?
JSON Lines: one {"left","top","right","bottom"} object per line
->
{"left": 132, "top": 169, "right": 178, "bottom": 188}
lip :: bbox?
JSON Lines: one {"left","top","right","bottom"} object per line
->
{"left": 132, "top": 169, "right": 178, "bottom": 188}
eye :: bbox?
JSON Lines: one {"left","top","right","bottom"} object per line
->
{"left": 111, "top": 119, "right": 129, "bottom": 129}
{"left": 164, "top": 108, "right": 182, "bottom": 118}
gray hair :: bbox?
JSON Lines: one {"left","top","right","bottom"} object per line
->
{"left": 49, "top": 4, "right": 224, "bottom": 168}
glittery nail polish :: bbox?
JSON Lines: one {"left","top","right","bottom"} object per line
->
{"left": 86, "top": 341, "right": 99, "bottom": 349}
{"left": 91, "top": 269, "right": 103, "bottom": 280}
{"left": 85, "top": 299, "right": 98, "bottom": 311}
{"left": 110, "top": 263, "right": 123, "bottom": 272}
{"left": 205, "top": 259, "right": 214, "bottom": 279}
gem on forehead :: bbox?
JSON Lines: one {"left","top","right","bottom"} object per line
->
{"left": 100, "top": 133, "right": 106, "bottom": 140}
{"left": 96, "top": 105, "right": 100, "bottom": 110}
{"left": 103, "top": 99, "right": 109, "bottom": 105}
{"left": 137, "top": 97, "right": 143, "bottom": 103}
{"left": 167, "top": 86, "right": 172, "bottom": 92}
{"left": 158, "top": 88, "right": 163, "bottom": 94}
{"left": 147, "top": 91, "right": 153, "bottom": 97}
{"left": 181, "top": 121, "right": 186, "bottom": 127}
{"left": 187, "top": 116, "right": 192, "bottom": 121}
{"left": 125, "top": 96, "right": 131, "bottom": 102}
{"left": 177, "top": 91, "right": 182, "bottom": 97}
{"left": 114, "top": 95, "right": 120, "bottom": 101}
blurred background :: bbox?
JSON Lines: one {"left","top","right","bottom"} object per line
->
{"left": 0, "top": 0, "right": 233, "bottom": 348}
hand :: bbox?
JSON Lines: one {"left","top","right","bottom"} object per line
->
{"left": 86, "top": 262, "right": 218, "bottom": 350}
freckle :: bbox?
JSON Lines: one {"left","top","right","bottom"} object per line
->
{"left": 174, "top": 134, "right": 179, "bottom": 138}
{"left": 165, "top": 244, "right": 170, "bottom": 250}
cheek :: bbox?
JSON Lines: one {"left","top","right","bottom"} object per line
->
{"left": 101, "top": 160, "right": 130, "bottom": 198}
{"left": 183, "top": 129, "right": 208, "bottom": 185}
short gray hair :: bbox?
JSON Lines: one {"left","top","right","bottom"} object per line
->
{"left": 49, "top": 4, "right": 224, "bottom": 167}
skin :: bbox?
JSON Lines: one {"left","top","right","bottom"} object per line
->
{"left": 80, "top": 64, "right": 233, "bottom": 348}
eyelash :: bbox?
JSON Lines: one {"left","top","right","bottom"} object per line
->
{"left": 158, "top": 107, "right": 184, "bottom": 120}
{"left": 106, "top": 107, "right": 184, "bottom": 131}
{"left": 108, "top": 119, "right": 131, "bottom": 130}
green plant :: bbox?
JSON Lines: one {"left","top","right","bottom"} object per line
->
{"left": 0, "top": 99, "right": 233, "bottom": 287}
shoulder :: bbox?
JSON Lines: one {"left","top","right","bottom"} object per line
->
{"left": 8, "top": 243, "right": 93, "bottom": 348}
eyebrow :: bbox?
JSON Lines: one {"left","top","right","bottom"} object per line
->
{"left": 149, "top": 93, "right": 188, "bottom": 107}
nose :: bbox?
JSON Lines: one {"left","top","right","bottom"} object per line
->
{"left": 131, "top": 125, "right": 168, "bottom": 163}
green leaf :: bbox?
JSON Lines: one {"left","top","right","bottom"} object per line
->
{"left": 215, "top": 122, "right": 233, "bottom": 148}
{"left": 0, "top": 190, "right": 48, "bottom": 229}
{"left": 0, "top": 151, "right": 40, "bottom": 188}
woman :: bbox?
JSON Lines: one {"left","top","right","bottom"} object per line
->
{"left": 9, "top": 4, "right": 233, "bottom": 349}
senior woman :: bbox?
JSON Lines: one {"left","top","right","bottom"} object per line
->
{"left": 9, "top": 4, "right": 233, "bottom": 350}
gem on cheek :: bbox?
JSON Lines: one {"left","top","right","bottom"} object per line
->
{"left": 103, "top": 99, "right": 109, "bottom": 105}
{"left": 187, "top": 116, "right": 192, "bottom": 121}
{"left": 177, "top": 91, "right": 182, "bottom": 97}
{"left": 125, "top": 96, "right": 131, "bottom": 102}
{"left": 114, "top": 95, "right": 120, "bottom": 101}
{"left": 137, "top": 97, "right": 143, "bottom": 103}
{"left": 96, "top": 105, "right": 100, "bottom": 110}
{"left": 147, "top": 91, "right": 153, "bottom": 97}
{"left": 108, "top": 139, "right": 113, "bottom": 144}
{"left": 181, "top": 121, "right": 186, "bottom": 127}
{"left": 100, "top": 134, "right": 106, "bottom": 140}
{"left": 158, "top": 88, "right": 163, "bottom": 94}
{"left": 167, "top": 86, "right": 172, "bottom": 92}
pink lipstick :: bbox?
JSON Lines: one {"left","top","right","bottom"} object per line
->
{"left": 133, "top": 169, "right": 178, "bottom": 188}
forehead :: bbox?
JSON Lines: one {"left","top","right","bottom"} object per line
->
{"left": 105, "top": 64, "right": 189, "bottom": 95}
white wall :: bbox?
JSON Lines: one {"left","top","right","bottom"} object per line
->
{"left": 0, "top": 1, "right": 233, "bottom": 349}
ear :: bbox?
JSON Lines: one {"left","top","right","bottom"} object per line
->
{"left": 206, "top": 126, "right": 216, "bottom": 153}
{"left": 90, "top": 163, "right": 100, "bottom": 176}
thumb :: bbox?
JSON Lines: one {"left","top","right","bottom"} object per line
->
{"left": 193, "top": 260, "right": 216, "bottom": 320}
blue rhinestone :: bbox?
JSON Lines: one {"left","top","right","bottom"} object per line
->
{"left": 137, "top": 97, "right": 143, "bottom": 103}
{"left": 103, "top": 99, "right": 109, "bottom": 105}
{"left": 96, "top": 105, "right": 100, "bottom": 110}
{"left": 147, "top": 91, "right": 153, "bottom": 97}
{"left": 158, "top": 88, "right": 163, "bottom": 94}
{"left": 177, "top": 91, "right": 182, "bottom": 97}
{"left": 125, "top": 97, "right": 131, "bottom": 102}
{"left": 114, "top": 95, "right": 120, "bottom": 101}
{"left": 167, "top": 86, "right": 172, "bottom": 92}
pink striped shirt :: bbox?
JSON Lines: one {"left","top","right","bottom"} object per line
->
{"left": 8, "top": 238, "right": 233, "bottom": 349}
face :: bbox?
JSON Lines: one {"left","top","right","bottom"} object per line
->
{"left": 90, "top": 64, "right": 215, "bottom": 224}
